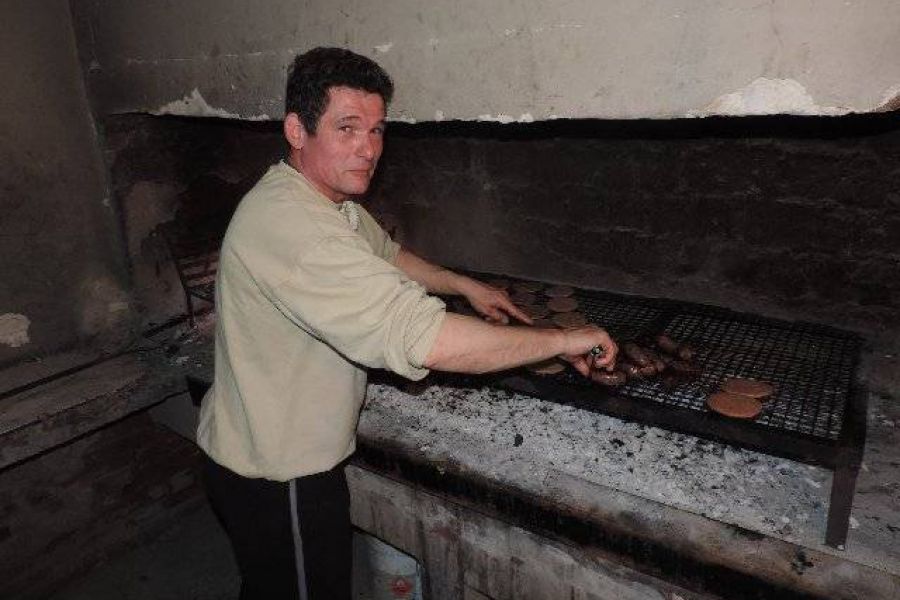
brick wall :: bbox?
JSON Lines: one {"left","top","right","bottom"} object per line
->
{"left": 105, "top": 113, "right": 900, "bottom": 338}
{"left": 370, "top": 115, "right": 900, "bottom": 335}
{"left": 0, "top": 411, "right": 205, "bottom": 598}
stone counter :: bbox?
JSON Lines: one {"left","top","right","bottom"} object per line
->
{"left": 355, "top": 377, "right": 899, "bottom": 599}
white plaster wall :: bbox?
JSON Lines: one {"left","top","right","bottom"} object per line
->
{"left": 73, "top": 0, "right": 900, "bottom": 121}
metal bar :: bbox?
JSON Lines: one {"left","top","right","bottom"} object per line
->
{"left": 431, "top": 272, "right": 871, "bottom": 546}
{"left": 825, "top": 463, "right": 860, "bottom": 549}
{"left": 500, "top": 374, "right": 840, "bottom": 467}
{"left": 824, "top": 387, "right": 868, "bottom": 548}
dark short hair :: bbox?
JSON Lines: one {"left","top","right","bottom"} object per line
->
{"left": 285, "top": 47, "right": 394, "bottom": 134}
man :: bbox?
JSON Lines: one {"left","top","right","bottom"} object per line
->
{"left": 198, "top": 47, "right": 617, "bottom": 600}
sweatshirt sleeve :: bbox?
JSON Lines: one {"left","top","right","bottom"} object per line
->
{"left": 270, "top": 234, "right": 445, "bottom": 380}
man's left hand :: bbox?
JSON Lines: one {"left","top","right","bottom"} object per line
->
{"left": 459, "top": 278, "right": 532, "bottom": 325}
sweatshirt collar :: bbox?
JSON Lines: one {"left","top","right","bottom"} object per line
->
{"left": 276, "top": 161, "right": 360, "bottom": 230}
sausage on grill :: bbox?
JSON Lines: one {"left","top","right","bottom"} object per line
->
{"left": 623, "top": 342, "right": 653, "bottom": 368}
{"left": 656, "top": 334, "right": 695, "bottom": 361}
{"left": 642, "top": 347, "right": 667, "bottom": 373}
{"left": 655, "top": 334, "right": 679, "bottom": 355}
{"left": 639, "top": 364, "right": 659, "bottom": 377}
{"left": 617, "top": 361, "right": 643, "bottom": 380}
{"left": 591, "top": 370, "right": 627, "bottom": 386}
{"left": 677, "top": 344, "right": 695, "bottom": 361}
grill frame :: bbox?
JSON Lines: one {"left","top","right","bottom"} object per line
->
{"left": 460, "top": 274, "right": 868, "bottom": 549}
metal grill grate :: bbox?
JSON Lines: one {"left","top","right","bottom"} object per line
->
{"left": 462, "top": 274, "right": 866, "bottom": 547}
{"left": 504, "top": 284, "right": 861, "bottom": 442}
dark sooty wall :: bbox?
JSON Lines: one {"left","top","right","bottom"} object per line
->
{"left": 0, "top": 1, "right": 131, "bottom": 368}
{"left": 106, "top": 113, "right": 900, "bottom": 337}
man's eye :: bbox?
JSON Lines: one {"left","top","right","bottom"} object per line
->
{"left": 372, "top": 127, "right": 385, "bottom": 135}
{"left": 339, "top": 125, "right": 354, "bottom": 133}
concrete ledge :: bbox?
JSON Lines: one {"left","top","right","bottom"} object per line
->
{"left": 0, "top": 350, "right": 186, "bottom": 470}
{"left": 348, "top": 464, "right": 706, "bottom": 600}
{"left": 354, "top": 432, "right": 898, "bottom": 599}
{"left": 543, "top": 469, "right": 899, "bottom": 599}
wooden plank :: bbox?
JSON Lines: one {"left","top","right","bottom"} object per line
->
{"left": 0, "top": 353, "right": 186, "bottom": 470}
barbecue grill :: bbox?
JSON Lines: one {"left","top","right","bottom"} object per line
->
{"left": 461, "top": 274, "right": 867, "bottom": 549}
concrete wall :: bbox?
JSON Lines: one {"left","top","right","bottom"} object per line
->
{"left": 0, "top": 0, "right": 131, "bottom": 367}
{"left": 72, "top": 0, "right": 900, "bottom": 122}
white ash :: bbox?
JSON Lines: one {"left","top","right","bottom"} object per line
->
{"left": 362, "top": 380, "right": 893, "bottom": 568}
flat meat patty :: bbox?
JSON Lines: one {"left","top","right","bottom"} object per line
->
{"left": 721, "top": 377, "right": 775, "bottom": 400}
{"left": 510, "top": 291, "right": 537, "bottom": 305}
{"left": 552, "top": 311, "right": 587, "bottom": 328}
{"left": 544, "top": 285, "right": 575, "bottom": 298}
{"left": 707, "top": 392, "right": 763, "bottom": 419}
{"left": 547, "top": 297, "right": 579, "bottom": 313}
{"left": 527, "top": 358, "right": 566, "bottom": 375}
{"left": 512, "top": 281, "right": 544, "bottom": 293}
{"left": 521, "top": 304, "right": 550, "bottom": 320}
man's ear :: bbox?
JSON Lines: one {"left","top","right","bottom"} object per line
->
{"left": 284, "top": 113, "right": 306, "bottom": 150}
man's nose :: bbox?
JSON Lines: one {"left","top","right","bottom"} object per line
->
{"left": 357, "top": 133, "right": 378, "bottom": 161}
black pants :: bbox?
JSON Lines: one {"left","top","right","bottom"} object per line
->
{"left": 203, "top": 455, "right": 352, "bottom": 600}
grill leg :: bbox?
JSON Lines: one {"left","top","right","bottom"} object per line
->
{"left": 825, "top": 464, "right": 860, "bottom": 549}
{"left": 185, "top": 291, "right": 196, "bottom": 328}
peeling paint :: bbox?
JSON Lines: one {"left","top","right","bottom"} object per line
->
{"left": 478, "top": 114, "right": 512, "bottom": 123}
{"left": 389, "top": 114, "right": 417, "bottom": 124}
{"left": 373, "top": 43, "right": 393, "bottom": 54}
{"left": 435, "top": 110, "right": 445, "bottom": 121}
{"left": 476, "top": 113, "right": 535, "bottom": 124}
{"left": 693, "top": 78, "right": 849, "bottom": 117}
{"left": 0, "top": 313, "right": 31, "bottom": 348}
{"left": 153, "top": 88, "right": 271, "bottom": 121}
{"left": 78, "top": 274, "right": 132, "bottom": 339}
{"left": 876, "top": 83, "right": 900, "bottom": 112}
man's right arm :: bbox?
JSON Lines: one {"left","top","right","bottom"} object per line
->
{"left": 424, "top": 313, "right": 618, "bottom": 376}
{"left": 268, "top": 233, "right": 616, "bottom": 381}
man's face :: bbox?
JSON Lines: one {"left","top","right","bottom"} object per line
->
{"left": 291, "top": 86, "right": 386, "bottom": 203}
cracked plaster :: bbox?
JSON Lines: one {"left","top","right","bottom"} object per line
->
{"left": 154, "top": 89, "right": 271, "bottom": 121}
{"left": 692, "top": 77, "right": 849, "bottom": 117}
{"left": 0, "top": 314, "right": 31, "bottom": 348}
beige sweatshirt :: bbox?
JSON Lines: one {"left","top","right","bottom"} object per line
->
{"left": 197, "top": 161, "right": 446, "bottom": 481}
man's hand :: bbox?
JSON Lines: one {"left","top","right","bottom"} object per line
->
{"left": 558, "top": 326, "right": 618, "bottom": 377}
{"left": 395, "top": 251, "right": 529, "bottom": 326}
{"left": 458, "top": 278, "right": 532, "bottom": 326}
